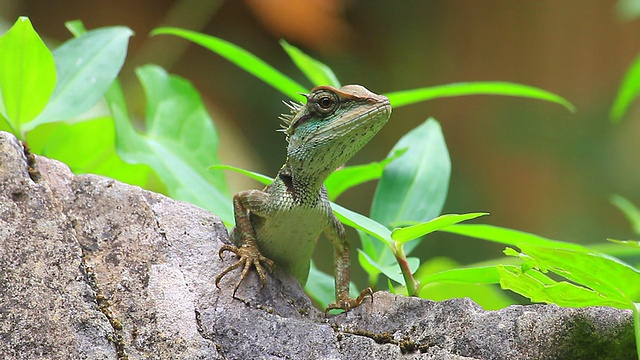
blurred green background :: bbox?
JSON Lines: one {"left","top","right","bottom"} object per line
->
{"left": 2, "top": 0, "right": 639, "bottom": 274}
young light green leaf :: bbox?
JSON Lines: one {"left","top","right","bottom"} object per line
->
{"left": 325, "top": 148, "right": 406, "bottom": 201}
{"left": 607, "top": 239, "right": 640, "bottom": 249}
{"left": 280, "top": 40, "right": 340, "bottom": 88}
{"left": 25, "top": 26, "right": 133, "bottom": 131}
{"left": 386, "top": 82, "right": 576, "bottom": 113}
{"left": 151, "top": 27, "right": 308, "bottom": 99}
{"left": 497, "top": 265, "right": 631, "bottom": 309}
{"left": 610, "top": 51, "right": 640, "bottom": 122}
{"left": 418, "top": 266, "right": 501, "bottom": 285}
{"left": 0, "top": 17, "right": 56, "bottom": 136}
{"left": 611, "top": 194, "right": 640, "bottom": 235}
{"left": 104, "top": 64, "right": 233, "bottom": 224}
{"left": 515, "top": 244, "right": 640, "bottom": 304}
{"left": 209, "top": 164, "right": 273, "bottom": 186}
{"left": 371, "top": 118, "right": 451, "bottom": 228}
{"left": 65, "top": 19, "right": 87, "bottom": 37}
{"left": 391, "top": 212, "right": 489, "bottom": 243}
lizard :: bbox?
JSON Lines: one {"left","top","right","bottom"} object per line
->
{"left": 215, "top": 84, "right": 392, "bottom": 312}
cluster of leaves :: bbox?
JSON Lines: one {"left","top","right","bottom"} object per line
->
{"left": 1, "top": 16, "right": 638, "bottom": 356}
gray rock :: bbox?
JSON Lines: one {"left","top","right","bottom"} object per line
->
{"left": 0, "top": 131, "right": 635, "bottom": 359}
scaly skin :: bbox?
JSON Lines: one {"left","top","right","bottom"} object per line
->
{"left": 215, "top": 85, "right": 392, "bottom": 312}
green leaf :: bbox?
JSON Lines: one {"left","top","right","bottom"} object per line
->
{"left": 386, "top": 81, "right": 576, "bottom": 113}
{"left": 371, "top": 118, "right": 451, "bottom": 227}
{"left": 497, "top": 265, "right": 632, "bottom": 308}
{"left": 357, "top": 249, "right": 419, "bottom": 286}
{"left": 280, "top": 40, "right": 340, "bottom": 88}
{"left": 415, "top": 257, "right": 516, "bottom": 310}
{"left": 305, "top": 261, "right": 363, "bottom": 309}
{"left": 209, "top": 164, "right": 273, "bottom": 186}
{"left": 151, "top": 27, "right": 308, "bottom": 99}
{"left": 611, "top": 51, "right": 640, "bottom": 122}
{"left": 65, "top": 20, "right": 87, "bottom": 37}
{"left": 440, "top": 224, "right": 586, "bottom": 251}
{"left": 325, "top": 148, "right": 406, "bottom": 201}
{"left": 332, "top": 202, "right": 393, "bottom": 248}
{"left": 607, "top": 238, "right": 640, "bottom": 249}
{"left": 419, "top": 266, "right": 501, "bottom": 285}
{"left": 305, "top": 261, "right": 336, "bottom": 309}
{"left": 391, "top": 212, "right": 489, "bottom": 243}
{"left": 0, "top": 17, "right": 56, "bottom": 136}
{"left": 512, "top": 244, "right": 640, "bottom": 304}
{"left": 611, "top": 194, "right": 640, "bottom": 235}
{"left": 25, "top": 26, "right": 133, "bottom": 131}
{"left": 105, "top": 64, "right": 233, "bottom": 224}
{"left": 26, "top": 117, "right": 152, "bottom": 187}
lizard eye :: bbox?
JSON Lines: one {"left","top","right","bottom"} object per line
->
{"left": 312, "top": 91, "right": 339, "bottom": 115}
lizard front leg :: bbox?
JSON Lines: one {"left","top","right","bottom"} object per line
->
{"left": 215, "top": 190, "right": 275, "bottom": 298}
{"left": 324, "top": 214, "right": 373, "bottom": 313}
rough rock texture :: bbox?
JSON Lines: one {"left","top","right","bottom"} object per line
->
{"left": 0, "top": 130, "right": 636, "bottom": 360}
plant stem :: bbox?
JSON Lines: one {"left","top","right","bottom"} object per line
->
{"left": 394, "top": 241, "right": 418, "bottom": 296}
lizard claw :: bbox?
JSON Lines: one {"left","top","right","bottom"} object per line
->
{"left": 325, "top": 287, "right": 373, "bottom": 315}
{"left": 215, "top": 244, "right": 275, "bottom": 298}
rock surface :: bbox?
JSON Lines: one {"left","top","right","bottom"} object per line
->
{"left": 0, "top": 130, "right": 636, "bottom": 360}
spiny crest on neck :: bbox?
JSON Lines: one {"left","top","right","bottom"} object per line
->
{"left": 277, "top": 98, "right": 305, "bottom": 141}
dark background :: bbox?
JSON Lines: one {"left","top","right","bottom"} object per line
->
{"left": 3, "top": 0, "right": 640, "bottom": 271}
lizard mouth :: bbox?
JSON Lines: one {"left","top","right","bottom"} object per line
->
{"left": 310, "top": 100, "right": 391, "bottom": 141}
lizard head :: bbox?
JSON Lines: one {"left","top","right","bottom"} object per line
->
{"left": 281, "top": 84, "right": 392, "bottom": 184}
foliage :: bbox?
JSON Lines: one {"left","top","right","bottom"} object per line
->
{"left": 0, "top": 17, "right": 638, "bottom": 355}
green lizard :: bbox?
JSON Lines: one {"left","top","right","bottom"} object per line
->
{"left": 215, "top": 84, "right": 392, "bottom": 312}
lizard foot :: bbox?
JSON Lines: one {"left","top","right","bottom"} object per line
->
{"left": 325, "top": 287, "right": 373, "bottom": 315}
{"left": 215, "top": 244, "right": 275, "bottom": 298}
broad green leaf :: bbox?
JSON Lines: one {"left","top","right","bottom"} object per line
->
{"left": 611, "top": 194, "right": 640, "bottom": 235}
{"left": 497, "top": 265, "right": 631, "bottom": 308}
{"left": 440, "top": 224, "right": 586, "bottom": 251}
{"left": 209, "top": 164, "right": 273, "bottom": 185}
{"left": 611, "top": 51, "right": 640, "bottom": 122}
{"left": 0, "top": 17, "right": 56, "bottom": 136}
{"left": 25, "top": 26, "right": 133, "bottom": 131}
{"left": 26, "top": 117, "right": 152, "bottom": 187}
{"left": 391, "top": 212, "right": 489, "bottom": 243}
{"left": 325, "top": 148, "right": 406, "bottom": 201}
{"left": 386, "top": 82, "right": 576, "bottom": 113}
{"left": 512, "top": 244, "right": 640, "bottom": 304}
{"left": 280, "top": 40, "right": 340, "bottom": 88}
{"left": 105, "top": 65, "right": 233, "bottom": 224}
{"left": 371, "top": 118, "right": 451, "bottom": 227}
{"left": 151, "top": 27, "right": 307, "bottom": 99}
{"left": 365, "top": 119, "right": 450, "bottom": 273}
